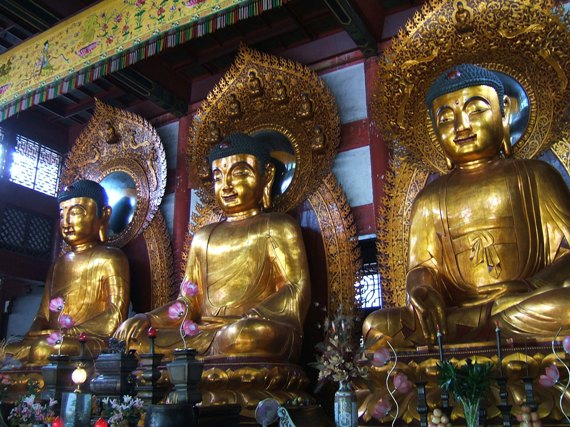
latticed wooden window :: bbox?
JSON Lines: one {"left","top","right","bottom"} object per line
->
{"left": 0, "top": 206, "right": 53, "bottom": 259}
{"left": 359, "top": 261, "right": 382, "bottom": 309}
{"left": 10, "top": 134, "right": 62, "bottom": 197}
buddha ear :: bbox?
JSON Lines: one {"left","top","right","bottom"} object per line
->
{"left": 262, "top": 163, "right": 276, "bottom": 210}
{"left": 501, "top": 95, "right": 513, "bottom": 157}
{"left": 98, "top": 205, "right": 112, "bottom": 243}
{"left": 445, "top": 155, "right": 454, "bottom": 170}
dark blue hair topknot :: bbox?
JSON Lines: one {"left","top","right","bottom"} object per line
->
{"left": 58, "top": 179, "right": 108, "bottom": 217}
{"left": 425, "top": 64, "right": 505, "bottom": 117}
{"left": 208, "top": 132, "right": 271, "bottom": 174}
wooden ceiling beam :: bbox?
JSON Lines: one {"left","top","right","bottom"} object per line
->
{"left": 170, "top": 18, "right": 300, "bottom": 73}
{"left": 109, "top": 68, "right": 188, "bottom": 117}
{"left": 349, "top": 0, "right": 385, "bottom": 42}
{"left": 38, "top": 85, "right": 125, "bottom": 119}
{"left": 323, "top": 0, "right": 379, "bottom": 57}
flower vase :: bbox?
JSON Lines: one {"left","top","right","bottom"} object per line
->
{"left": 334, "top": 380, "right": 358, "bottom": 427}
{"left": 461, "top": 398, "right": 479, "bottom": 427}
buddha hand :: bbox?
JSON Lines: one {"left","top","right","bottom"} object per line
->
{"left": 408, "top": 285, "right": 447, "bottom": 344}
{"left": 113, "top": 313, "right": 150, "bottom": 344}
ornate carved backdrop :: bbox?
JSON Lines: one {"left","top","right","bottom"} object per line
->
{"left": 61, "top": 100, "right": 173, "bottom": 309}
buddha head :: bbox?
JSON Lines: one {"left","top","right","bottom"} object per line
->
{"left": 57, "top": 179, "right": 112, "bottom": 246}
{"left": 208, "top": 133, "right": 276, "bottom": 219}
{"left": 425, "top": 64, "right": 512, "bottom": 169}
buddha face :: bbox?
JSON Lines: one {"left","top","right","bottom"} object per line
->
{"left": 59, "top": 197, "right": 103, "bottom": 246}
{"left": 432, "top": 85, "right": 507, "bottom": 165}
{"left": 212, "top": 154, "right": 266, "bottom": 217}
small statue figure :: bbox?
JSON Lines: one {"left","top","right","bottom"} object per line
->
{"left": 206, "top": 120, "right": 221, "bottom": 145}
{"left": 7, "top": 180, "right": 130, "bottom": 364}
{"left": 248, "top": 70, "right": 263, "bottom": 97}
{"left": 312, "top": 125, "right": 326, "bottom": 154}
{"left": 115, "top": 133, "right": 311, "bottom": 361}
{"left": 363, "top": 64, "right": 570, "bottom": 348}
{"left": 273, "top": 78, "right": 288, "bottom": 104}
{"left": 104, "top": 121, "right": 119, "bottom": 145}
{"left": 228, "top": 93, "right": 242, "bottom": 118}
{"left": 297, "top": 92, "right": 313, "bottom": 119}
{"left": 454, "top": 1, "right": 473, "bottom": 33}
{"left": 197, "top": 157, "right": 211, "bottom": 183}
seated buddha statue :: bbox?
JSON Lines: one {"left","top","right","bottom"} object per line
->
{"left": 364, "top": 64, "right": 570, "bottom": 348}
{"left": 7, "top": 180, "right": 130, "bottom": 364}
{"left": 115, "top": 133, "right": 311, "bottom": 360}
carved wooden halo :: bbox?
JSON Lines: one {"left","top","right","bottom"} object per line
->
{"left": 187, "top": 44, "right": 341, "bottom": 213}
{"left": 373, "top": 0, "right": 570, "bottom": 306}
{"left": 61, "top": 99, "right": 167, "bottom": 248}
{"left": 371, "top": 0, "right": 570, "bottom": 175}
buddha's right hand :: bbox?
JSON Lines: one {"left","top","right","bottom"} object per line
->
{"left": 113, "top": 313, "right": 150, "bottom": 343}
{"left": 409, "top": 285, "right": 447, "bottom": 344}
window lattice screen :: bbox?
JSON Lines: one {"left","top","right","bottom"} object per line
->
{"left": 0, "top": 206, "right": 53, "bottom": 259}
{"left": 0, "top": 207, "right": 26, "bottom": 252}
{"left": 10, "top": 135, "right": 62, "bottom": 197}
{"left": 35, "top": 147, "right": 62, "bottom": 196}
{"left": 358, "top": 261, "right": 382, "bottom": 309}
{"left": 28, "top": 215, "right": 53, "bottom": 257}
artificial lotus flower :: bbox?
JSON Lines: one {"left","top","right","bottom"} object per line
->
{"left": 182, "top": 320, "right": 200, "bottom": 337}
{"left": 563, "top": 336, "right": 570, "bottom": 354}
{"left": 46, "top": 331, "right": 63, "bottom": 346}
{"left": 372, "top": 347, "right": 391, "bottom": 367}
{"left": 168, "top": 301, "right": 186, "bottom": 320}
{"left": 181, "top": 279, "right": 199, "bottom": 297}
{"left": 539, "top": 364, "right": 560, "bottom": 387}
{"left": 394, "top": 372, "right": 413, "bottom": 394}
{"left": 372, "top": 396, "right": 392, "bottom": 420}
{"left": 58, "top": 314, "right": 75, "bottom": 329}
{"left": 49, "top": 297, "right": 64, "bottom": 312}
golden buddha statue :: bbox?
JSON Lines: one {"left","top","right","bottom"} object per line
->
{"left": 364, "top": 64, "right": 570, "bottom": 348}
{"left": 7, "top": 180, "right": 130, "bottom": 364}
{"left": 115, "top": 133, "right": 311, "bottom": 360}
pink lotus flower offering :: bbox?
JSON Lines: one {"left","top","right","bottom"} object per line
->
{"left": 49, "top": 297, "right": 64, "bottom": 312}
{"left": 563, "top": 336, "right": 570, "bottom": 354}
{"left": 182, "top": 320, "right": 200, "bottom": 337}
{"left": 372, "top": 396, "right": 392, "bottom": 419}
{"left": 58, "top": 314, "right": 75, "bottom": 329}
{"left": 46, "top": 331, "right": 63, "bottom": 346}
{"left": 393, "top": 372, "right": 413, "bottom": 394}
{"left": 539, "top": 364, "right": 559, "bottom": 387}
{"left": 181, "top": 279, "right": 198, "bottom": 297}
{"left": 168, "top": 301, "right": 186, "bottom": 320}
{"left": 372, "top": 347, "right": 391, "bottom": 367}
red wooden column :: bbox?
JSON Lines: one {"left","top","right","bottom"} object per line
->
{"left": 172, "top": 114, "right": 191, "bottom": 279}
